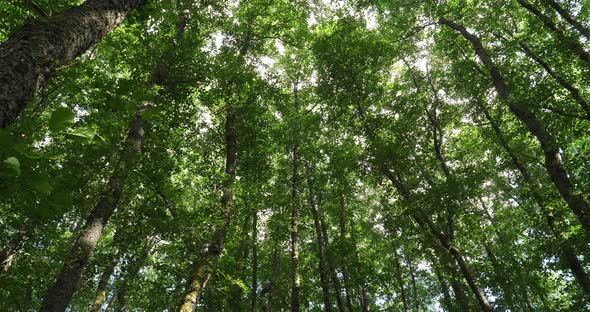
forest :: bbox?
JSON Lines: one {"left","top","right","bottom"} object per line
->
{"left": 1, "top": 0, "right": 589, "bottom": 311}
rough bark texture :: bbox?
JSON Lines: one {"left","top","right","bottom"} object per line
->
{"left": 290, "top": 81, "right": 301, "bottom": 312}
{"left": 179, "top": 106, "right": 237, "bottom": 312}
{"left": 440, "top": 18, "right": 590, "bottom": 235}
{"left": 541, "top": 0, "right": 590, "bottom": 40}
{"left": 40, "top": 111, "right": 144, "bottom": 312}
{"left": 90, "top": 250, "right": 119, "bottom": 312}
{"left": 515, "top": 0, "right": 590, "bottom": 64}
{"left": 0, "top": 0, "right": 146, "bottom": 128}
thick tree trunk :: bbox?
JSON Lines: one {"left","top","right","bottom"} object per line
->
{"left": 307, "top": 173, "right": 333, "bottom": 312}
{"left": 515, "top": 0, "right": 590, "bottom": 64}
{"left": 541, "top": 0, "right": 590, "bottom": 40}
{"left": 290, "top": 81, "right": 302, "bottom": 312}
{"left": 440, "top": 18, "right": 590, "bottom": 235}
{"left": 179, "top": 106, "right": 237, "bottom": 312}
{"left": 250, "top": 204, "right": 258, "bottom": 312}
{"left": 40, "top": 111, "right": 144, "bottom": 312}
{"left": 90, "top": 250, "right": 119, "bottom": 312}
{"left": 0, "top": 0, "right": 146, "bottom": 128}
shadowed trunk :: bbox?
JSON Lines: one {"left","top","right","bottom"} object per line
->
{"left": 290, "top": 80, "right": 301, "bottom": 312}
{"left": 179, "top": 105, "right": 237, "bottom": 312}
{"left": 250, "top": 204, "right": 258, "bottom": 312}
{"left": 0, "top": 0, "right": 146, "bottom": 128}
{"left": 541, "top": 0, "right": 590, "bottom": 40}
{"left": 307, "top": 171, "right": 333, "bottom": 312}
{"left": 440, "top": 18, "right": 590, "bottom": 235}
{"left": 90, "top": 250, "right": 119, "bottom": 312}
{"left": 40, "top": 111, "right": 144, "bottom": 312}
{"left": 515, "top": 0, "right": 590, "bottom": 64}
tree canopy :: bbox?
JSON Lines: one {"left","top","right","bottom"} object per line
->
{"left": 1, "top": 0, "right": 589, "bottom": 311}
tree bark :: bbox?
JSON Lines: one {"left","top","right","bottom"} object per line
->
{"left": 515, "top": 0, "right": 590, "bottom": 64}
{"left": 477, "top": 98, "right": 590, "bottom": 295}
{"left": 90, "top": 250, "right": 119, "bottom": 312}
{"left": 440, "top": 18, "right": 590, "bottom": 235}
{"left": 307, "top": 171, "right": 333, "bottom": 312}
{"left": 0, "top": 224, "right": 32, "bottom": 274}
{"left": 393, "top": 253, "right": 409, "bottom": 312}
{"left": 250, "top": 204, "right": 258, "bottom": 312}
{"left": 0, "top": 0, "right": 146, "bottom": 128}
{"left": 290, "top": 80, "right": 302, "bottom": 312}
{"left": 541, "top": 0, "right": 590, "bottom": 40}
{"left": 40, "top": 111, "right": 144, "bottom": 312}
{"left": 516, "top": 41, "right": 590, "bottom": 120}
{"left": 179, "top": 105, "right": 237, "bottom": 312}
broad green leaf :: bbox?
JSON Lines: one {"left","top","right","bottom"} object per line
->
{"left": 48, "top": 107, "right": 75, "bottom": 132}
{"left": 67, "top": 127, "right": 97, "bottom": 142}
{"left": 2, "top": 157, "right": 20, "bottom": 177}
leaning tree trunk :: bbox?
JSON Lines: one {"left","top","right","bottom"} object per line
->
{"left": 0, "top": 0, "right": 146, "bottom": 128}
{"left": 541, "top": 0, "right": 590, "bottom": 40}
{"left": 439, "top": 18, "right": 590, "bottom": 235}
{"left": 90, "top": 250, "right": 120, "bottom": 312}
{"left": 515, "top": 0, "right": 590, "bottom": 64}
{"left": 0, "top": 224, "right": 32, "bottom": 274}
{"left": 179, "top": 105, "right": 237, "bottom": 312}
{"left": 476, "top": 99, "right": 590, "bottom": 295}
{"left": 40, "top": 111, "right": 144, "bottom": 312}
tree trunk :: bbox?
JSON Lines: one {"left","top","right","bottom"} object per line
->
{"left": 250, "top": 204, "right": 258, "bottom": 312}
{"left": 40, "top": 111, "right": 144, "bottom": 312}
{"left": 326, "top": 195, "right": 346, "bottom": 312}
{"left": 290, "top": 80, "right": 301, "bottom": 312}
{"left": 90, "top": 250, "right": 119, "bottom": 312}
{"left": 407, "top": 260, "right": 419, "bottom": 312}
{"left": 477, "top": 99, "right": 590, "bottom": 295}
{"left": 394, "top": 254, "right": 409, "bottom": 312}
{"left": 262, "top": 235, "right": 281, "bottom": 312}
{"left": 179, "top": 105, "right": 237, "bottom": 312}
{"left": 440, "top": 18, "right": 590, "bottom": 235}
{"left": 0, "top": 0, "right": 146, "bottom": 128}
{"left": 541, "top": 0, "right": 590, "bottom": 40}
{"left": 516, "top": 41, "right": 590, "bottom": 120}
{"left": 515, "top": 0, "right": 590, "bottom": 64}
{"left": 349, "top": 218, "right": 370, "bottom": 312}
{"left": 339, "top": 196, "right": 355, "bottom": 312}
{"left": 307, "top": 172, "right": 333, "bottom": 312}
{"left": 0, "top": 224, "right": 32, "bottom": 274}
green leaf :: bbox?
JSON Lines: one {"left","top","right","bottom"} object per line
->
{"left": 67, "top": 127, "right": 97, "bottom": 142}
{"left": 33, "top": 177, "right": 53, "bottom": 196}
{"left": 2, "top": 157, "right": 20, "bottom": 177}
{"left": 49, "top": 107, "right": 76, "bottom": 132}
{"left": 15, "top": 144, "right": 43, "bottom": 159}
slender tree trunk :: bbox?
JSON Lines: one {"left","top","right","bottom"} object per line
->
{"left": 407, "top": 260, "right": 419, "bottom": 312}
{"left": 440, "top": 18, "right": 590, "bottom": 235}
{"left": 433, "top": 267, "right": 452, "bottom": 311}
{"left": 541, "top": 0, "right": 590, "bottom": 40}
{"left": 229, "top": 208, "right": 251, "bottom": 310}
{"left": 325, "top": 195, "right": 346, "bottom": 312}
{"left": 40, "top": 111, "right": 144, "bottom": 312}
{"left": 250, "top": 204, "right": 258, "bottom": 312}
{"left": 179, "top": 105, "right": 237, "bottom": 312}
{"left": 262, "top": 235, "right": 281, "bottom": 312}
{"left": 0, "top": 0, "right": 146, "bottom": 128}
{"left": 290, "top": 80, "right": 301, "bottom": 312}
{"left": 0, "top": 224, "right": 32, "bottom": 274}
{"left": 339, "top": 196, "right": 355, "bottom": 312}
{"left": 307, "top": 172, "right": 333, "bottom": 312}
{"left": 349, "top": 218, "right": 370, "bottom": 312}
{"left": 90, "top": 250, "right": 119, "bottom": 312}
{"left": 477, "top": 99, "right": 590, "bottom": 295}
{"left": 394, "top": 254, "right": 409, "bottom": 312}
{"left": 515, "top": 0, "right": 590, "bottom": 64}
{"left": 516, "top": 41, "right": 590, "bottom": 119}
